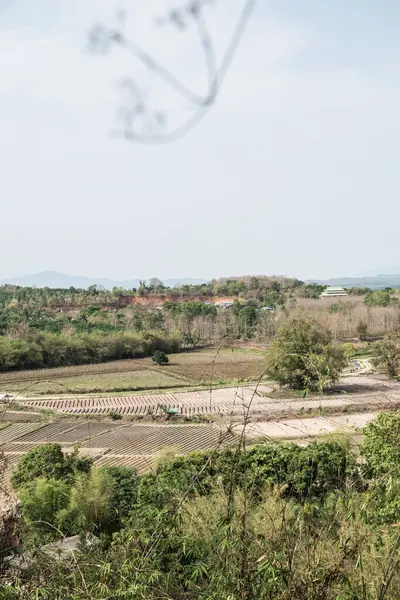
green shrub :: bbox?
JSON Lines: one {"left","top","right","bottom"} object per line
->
{"left": 372, "top": 333, "right": 400, "bottom": 378}
{"left": 152, "top": 350, "right": 169, "bottom": 366}
{"left": 11, "top": 444, "right": 92, "bottom": 490}
{"left": 362, "top": 412, "right": 400, "bottom": 478}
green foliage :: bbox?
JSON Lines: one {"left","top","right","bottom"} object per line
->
{"left": 67, "top": 470, "right": 114, "bottom": 532}
{"left": 19, "top": 477, "right": 71, "bottom": 541}
{"left": 100, "top": 466, "right": 139, "bottom": 523}
{"left": 372, "top": 332, "right": 400, "bottom": 378}
{"left": 265, "top": 317, "right": 347, "bottom": 391}
{"left": 364, "top": 290, "right": 395, "bottom": 307}
{"left": 296, "top": 283, "right": 325, "bottom": 298}
{"left": 11, "top": 444, "right": 92, "bottom": 490}
{"left": 362, "top": 412, "right": 400, "bottom": 478}
{"left": 9, "top": 424, "right": 400, "bottom": 599}
{"left": 0, "top": 330, "right": 181, "bottom": 372}
{"left": 108, "top": 410, "right": 122, "bottom": 421}
{"left": 328, "top": 301, "right": 353, "bottom": 314}
{"left": 152, "top": 350, "right": 169, "bottom": 366}
{"left": 165, "top": 301, "right": 217, "bottom": 320}
{"left": 342, "top": 342, "right": 356, "bottom": 360}
{"left": 131, "top": 441, "right": 355, "bottom": 512}
{"left": 238, "top": 305, "right": 258, "bottom": 337}
{"left": 348, "top": 286, "right": 372, "bottom": 296}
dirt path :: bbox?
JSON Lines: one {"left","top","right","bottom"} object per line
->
{"left": 16, "top": 374, "right": 400, "bottom": 418}
{"left": 242, "top": 412, "right": 376, "bottom": 441}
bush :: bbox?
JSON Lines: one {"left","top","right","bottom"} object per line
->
{"left": 19, "top": 477, "right": 71, "bottom": 543}
{"left": 364, "top": 291, "right": 394, "bottom": 307}
{"left": 152, "top": 350, "right": 169, "bottom": 366}
{"left": 67, "top": 470, "right": 114, "bottom": 533}
{"left": 362, "top": 412, "right": 400, "bottom": 478}
{"left": 372, "top": 333, "right": 400, "bottom": 378}
{"left": 265, "top": 317, "right": 347, "bottom": 391}
{"left": 11, "top": 444, "right": 92, "bottom": 490}
{"left": 101, "top": 466, "right": 139, "bottom": 524}
{"left": 342, "top": 342, "right": 356, "bottom": 360}
{"left": 133, "top": 441, "right": 356, "bottom": 510}
{"left": 108, "top": 410, "right": 122, "bottom": 421}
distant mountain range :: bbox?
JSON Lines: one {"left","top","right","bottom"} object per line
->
{"left": 2, "top": 271, "right": 400, "bottom": 291}
{"left": 307, "top": 274, "right": 400, "bottom": 290}
{"left": 0, "top": 271, "right": 207, "bottom": 290}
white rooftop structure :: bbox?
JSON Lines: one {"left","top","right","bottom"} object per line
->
{"left": 320, "top": 286, "right": 348, "bottom": 298}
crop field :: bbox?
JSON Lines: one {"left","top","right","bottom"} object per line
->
{"left": 0, "top": 349, "right": 267, "bottom": 396}
{"left": 165, "top": 349, "right": 266, "bottom": 384}
{"left": 0, "top": 411, "right": 41, "bottom": 422}
{"left": 0, "top": 423, "right": 45, "bottom": 445}
{"left": 80, "top": 423, "right": 229, "bottom": 455}
{"left": 1, "top": 370, "right": 187, "bottom": 395}
{"left": 0, "top": 419, "right": 236, "bottom": 474}
{"left": 20, "top": 384, "right": 273, "bottom": 416}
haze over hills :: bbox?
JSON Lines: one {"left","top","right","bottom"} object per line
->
{"left": 307, "top": 274, "right": 400, "bottom": 289}
{"left": 2, "top": 270, "right": 400, "bottom": 290}
{"left": 0, "top": 271, "right": 207, "bottom": 290}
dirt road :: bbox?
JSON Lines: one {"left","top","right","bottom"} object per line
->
{"left": 17, "top": 374, "right": 400, "bottom": 418}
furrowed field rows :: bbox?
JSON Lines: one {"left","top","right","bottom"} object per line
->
{"left": 0, "top": 422, "right": 236, "bottom": 475}
{"left": 2, "top": 441, "right": 66, "bottom": 453}
{"left": 0, "top": 423, "right": 45, "bottom": 445}
{"left": 0, "top": 351, "right": 267, "bottom": 394}
{"left": 21, "top": 386, "right": 269, "bottom": 415}
{"left": 13, "top": 421, "right": 119, "bottom": 444}
{"left": 93, "top": 455, "right": 155, "bottom": 472}
{"left": 0, "top": 411, "right": 41, "bottom": 422}
{"left": 80, "top": 424, "right": 232, "bottom": 455}
{"left": 0, "top": 358, "right": 159, "bottom": 384}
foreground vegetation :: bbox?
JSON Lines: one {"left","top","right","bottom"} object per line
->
{"left": 1, "top": 411, "right": 400, "bottom": 598}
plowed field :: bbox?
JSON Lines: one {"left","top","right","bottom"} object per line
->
{"left": 0, "top": 421, "right": 236, "bottom": 474}
{"left": 0, "top": 349, "right": 266, "bottom": 395}
{"left": 21, "top": 385, "right": 271, "bottom": 415}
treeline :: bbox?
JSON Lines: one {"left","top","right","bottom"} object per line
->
{"left": 4, "top": 412, "right": 400, "bottom": 598}
{"left": 0, "top": 330, "right": 181, "bottom": 372}
{"left": 0, "top": 277, "right": 326, "bottom": 309}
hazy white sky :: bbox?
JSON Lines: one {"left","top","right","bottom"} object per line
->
{"left": 1, "top": 0, "right": 399, "bottom": 281}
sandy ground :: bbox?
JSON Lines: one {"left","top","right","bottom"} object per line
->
{"left": 243, "top": 412, "right": 376, "bottom": 440}
{"left": 15, "top": 374, "right": 400, "bottom": 418}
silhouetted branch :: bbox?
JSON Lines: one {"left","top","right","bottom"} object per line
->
{"left": 89, "top": 0, "right": 257, "bottom": 143}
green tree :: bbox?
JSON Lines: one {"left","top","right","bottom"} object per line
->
{"left": 12, "top": 444, "right": 92, "bottom": 490}
{"left": 265, "top": 317, "right": 346, "bottom": 391}
{"left": 364, "top": 290, "right": 394, "bottom": 307}
{"left": 372, "top": 332, "right": 400, "bottom": 378}
{"left": 238, "top": 306, "right": 257, "bottom": 337}
{"left": 152, "top": 350, "right": 169, "bottom": 366}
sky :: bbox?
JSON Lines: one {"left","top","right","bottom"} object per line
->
{"left": 1, "top": 0, "right": 400, "bottom": 282}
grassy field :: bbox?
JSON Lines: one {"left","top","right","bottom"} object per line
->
{"left": 0, "top": 348, "right": 267, "bottom": 395}
{"left": 166, "top": 348, "right": 267, "bottom": 384}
